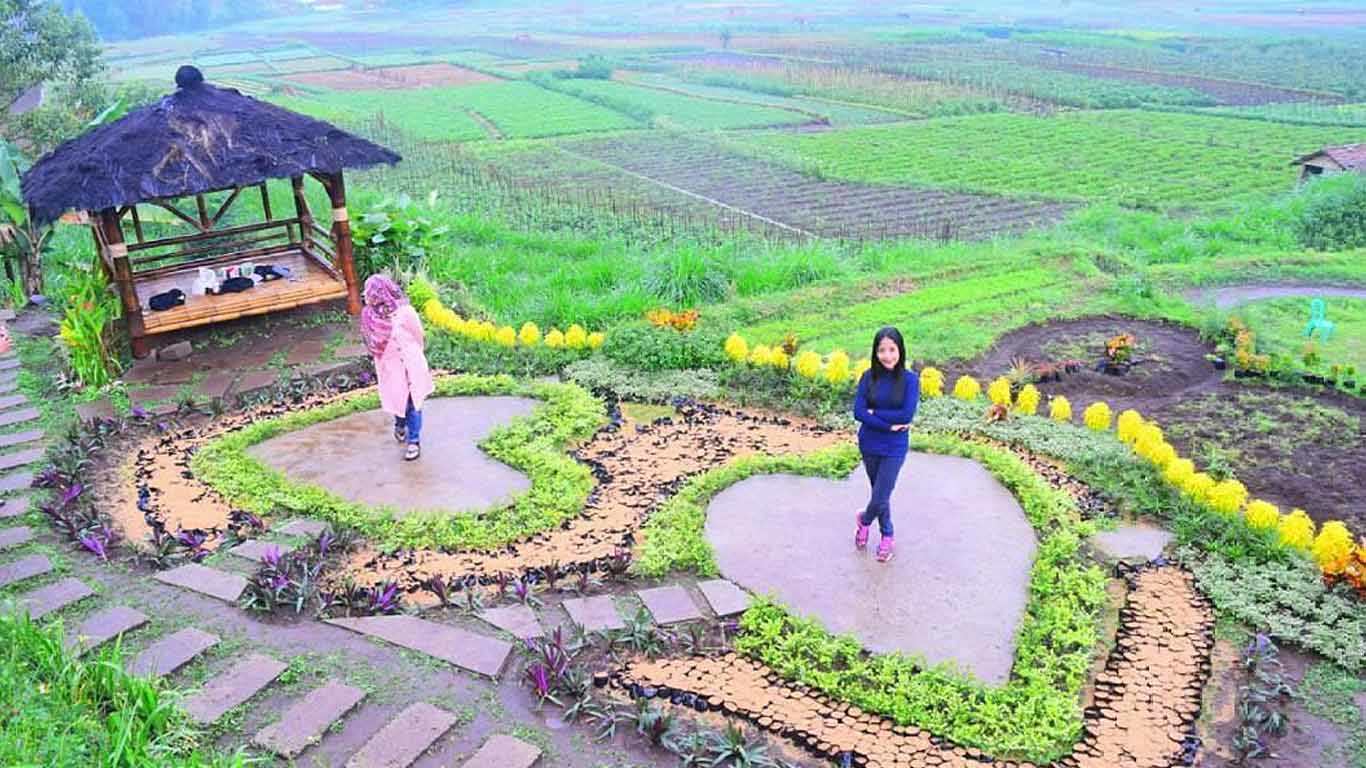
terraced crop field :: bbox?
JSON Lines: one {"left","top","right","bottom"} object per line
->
{"left": 562, "top": 134, "right": 1073, "bottom": 240}
{"left": 546, "top": 78, "right": 811, "bottom": 130}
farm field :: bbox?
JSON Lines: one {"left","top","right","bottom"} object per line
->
{"left": 10, "top": 3, "right": 1366, "bottom": 768}
{"left": 739, "top": 109, "right": 1366, "bottom": 208}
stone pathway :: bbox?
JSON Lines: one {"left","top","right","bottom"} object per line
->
{"left": 0, "top": 553, "right": 52, "bottom": 588}
{"left": 0, "top": 524, "right": 33, "bottom": 550}
{"left": 128, "top": 627, "right": 220, "bottom": 677}
{"left": 253, "top": 680, "right": 366, "bottom": 758}
{"left": 637, "top": 585, "right": 704, "bottom": 625}
{"left": 1092, "top": 523, "right": 1174, "bottom": 563}
{"left": 461, "top": 734, "right": 542, "bottom": 768}
{"left": 697, "top": 579, "right": 750, "bottom": 617}
{"left": 325, "top": 614, "right": 514, "bottom": 678}
{"left": 19, "top": 577, "right": 93, "bottom": 619}
{"left": 563, "top": 595, "right": 626, "bottom": 632}
{"left": 1185, "top": 282, "right": 1366, "bottom": 310}
{"left": 183, "top": 654, "right": 287, "bottom": 725}
{"left": 228, "top": 539, "right": 293, "bottom": 562}
{"left": 66, "top": 606, "right": 149, "bottom": 654}
{"left": 480, "top": 604, "right": 544, "bottom": 640}
{"left": 346, "top": 702, "right": 458, "bottom": 768}
{"left": 154, "top": 563, "right": 248, "bottom": 603}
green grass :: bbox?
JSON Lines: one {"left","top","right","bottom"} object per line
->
{"left": 0, "top": 610, "right": 252, "bottom": 768}
{"left": 1197, "top": 102, "right": 1366, "bottom": 127}
{"left": 738, "top": 110, "right": 1365, "bottom": 209}
{"left": 272, "top": 81, "right": 637, "bottom": 140}
{"left": 1237, "top": 296, "right": 1366, "bottom": 375}
{"left": 545, "top": 78, "right": 809, "bottom": 129}
{"left": 622, "top": 72, "right": 906, "bottom": 126}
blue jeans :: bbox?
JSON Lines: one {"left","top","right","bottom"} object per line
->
{"left": 394, "top": 396, "right": 422, "bottom": 444}
{"left": 859, "top": 453, "right": 905, "bottom": 537}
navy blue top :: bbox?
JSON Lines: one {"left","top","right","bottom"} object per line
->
{"left": 853, "top": 368, "right": 921, "bottom": 457}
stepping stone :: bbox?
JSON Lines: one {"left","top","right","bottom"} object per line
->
{"left": 0, "top": 447, "right": 43, "bottom": 473}
{"left": 479, "top": 604, "right": 543, "bottom": 640}
{"left": 0, "top": 429, "right": 43, "bottom": 449}
{"left": 326, "top": 615, "right": 512, "bottom": 678}
{"left": 562, "top": 595, "right": 625, "bottom": 632}
{"left": 637, "top": 585, "right": 703, "bottom": 625}
{"left": 154, "top": 563, "right": 247, "bottom": 603}
{"left": 0, "top": 525, "right": 32, "bottom": 550}
{"left": 233, "top": 370, "right": 281, "bottom": 399}
{"left": 66, "top": 606, "right": 149, "bottom": 655}
{"left": 228, "top": 539, "right": 294, "bottom": 562}
{"left": 0, "top": 309, "right": 13, "bottom": 321}
{"left": 0, "top": 357, "right": 18, "bottom": 371}
{"left": 252, "top": 680, "right": 366, "bottom": 759}
{"left": 74, "top": 399, "right": 115, "bottom": 423}
{"left": 0, "top": 553, "right": 51, "bottom": 588}
{"left": 275, "top": 518, "right": 328, "bottom": 538}
{"left": 0, "top": 407, "right": 38, "bottom": 428}
{"left": 127, "top": 627, "right": 218, "bottom": 678}
{"left": 194, "top": 372, "right": 236, "bottom": 402}
{"left": 697, "top": 579, "right": 751, "bottom": 617}
{"left": 335, "top": 343, "right": 368, "bottom": 359}
{"left": 460, "top": 734, "right": 541, "bottom": 768}
{"left": 129, "top": 384, "right": 183, "bottom": 405}
{"left": 19, "top": 577, "right": 93, "bottom": 619}
{"left": 183, "top": 653, "right": 287, "bottom": 725}
{"left": 285, "top": 339, "right": 326, "bottom": 367}
{"left": 345, "top": 701, "right": 458, "bottom": 768}
{"left": 0, "top": 379, "right": 15, "bottom": 395}
{"left": 0, "top": 494, "right": 29, "bottom": 518}
{"left": 1092, "top": 524, "right": 1174, "bottom": 563}
{"left": 0, "top": 470, "right": 33, "bottom": 493}
{"left": 0, "top": 393, "right": 27, "bottom": 410}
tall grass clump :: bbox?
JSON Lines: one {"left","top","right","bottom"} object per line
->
{"left": 642, "top": 245, "right": 732, "bottom": 306}
{"left": 1291, "top": 173, "right": 1366, "bottom": 251}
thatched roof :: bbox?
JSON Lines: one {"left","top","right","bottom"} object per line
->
{"left": 21, "top": 66, "right": 400, "bottom": 224}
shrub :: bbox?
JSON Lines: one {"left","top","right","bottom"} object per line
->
{"left": 1083, "top": 401, "right": 1112, "bottom": 431}
{"left": 1164, "top": 457, "right": 1195, "bottom": 487}
{"left": 952, "top": 375, "right": 981, "bottom": 400}
{"left": 565, "top": 324, "right": 588, "bottom": 349}
{"left": 1292, "top": 173, "right": 1366, "bottom": 251}
{"left": 564, "top": 357, "right": 720, "bottom": 402}
{"left": 824, "top": 350, "right": 850, "bottom": 385}
{"left": 546, "top": 328, "right": 565, "bottom": 348}
{"left": 794, "top": 350, "right": 822, "bottom": 379}
{"left": 603, "top": 322, "right": 727, "bottom": 372}
{"left": 769, "top": 348, "right": 790, "bottom": 370}
{"left": 494, "top": 326, "right": 517, "bottom": 348}
{"left": 518, "top": 322, "right": 541, "bottom": 347}
{"left": 748, "top": 344, "right": 772, "bottom": 366}
{"left": 724, "top": 333, "right": 749, "bottom": 363}
{"left": 642, "top": 246, "right": 730, "bottom": 306}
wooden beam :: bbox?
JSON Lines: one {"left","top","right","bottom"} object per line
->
{"left": 130, "top": 205, "right": 145, "bottom": 244}
{"left": 209, "top": 187, "right": 243, "bottom": 228}
{"left": 291, "top": 176, "right": 315, "bottom": 259}
{"left": 321, "top": 172, "right": 361, "bottom": 315}
{"left": 150, "top": 200, "right": 205, "bottom": 232}
{"left": 97, "top": 209, "right": 148, "bottom": 358}
{"left": 259, "top": 183, "right": 273, "bottom": 221}
{"left": 125, "top": 218, "right": 298, "bottom": 253}
{"left": 195, "top": 194, "right": 210, "bottom": 229}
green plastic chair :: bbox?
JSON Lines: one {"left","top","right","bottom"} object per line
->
{"left": 1304, "top": 298, "right": 1335, "bottom": 342}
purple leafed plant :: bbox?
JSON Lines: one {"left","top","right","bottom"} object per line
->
{"left": 524, "top": 662, "right": 560, "bottom": 706}
{"left": 77, "top": 525, "right": 115, "bottom": 561}
{"left": 369, "top": 582, "right": 400, "bottom": 614}
{"left": 60, "top": 483, "right": 85, "bottom": 507}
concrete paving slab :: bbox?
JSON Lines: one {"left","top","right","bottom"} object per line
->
{"left": 0, "top": 525, "right": 32, "bottom": 550}
{"left": 66, "top": 606, "right": 149, "bottom": 654}
{"left": 19, "top": 577, "right": 93, "bottom": 619}
{"left": 697, "top": 579, "right": 751, "bottom": 617}
{"left": 1092, "top": 524, "right": 1174, "bottom": 563}
{"left": 252, "top": 680, "right": 365, "bottom": 758}
{"left": 326, "top": 615, "right": 512, "bottom": 678}
{"left": 128, "top": 628, "right": 218, "bottom": 678}
{"left": 0, "top": 447, "right": 43, "bottom": 472}
{"left": 153, "top": 563, "right": 247, "bottom": 603}
{"left": 275, "top": 518, "right": 328, "bottom": 538}
{"left": 0, "top": 429, "right": 44, "bottom": 448}
{"left": 0, "top": 553, "right": 51, "bottom": 588}
{"left": 184, "top": 654, "right": 287, "bottom": 724}
{"left": 562, "top": 595, "right": 625, "bottom": 632}
{"left": 0, "top": 407, "right": 38, "bottom": 428}
{"left": 228, "top": 540, "right": 294, "bottom": 562}
{"left": 637, "top": 585, "right": 703, "bottom": 625}
{"left": 460, "top": 734, "right": 541, "bottom": 768}
{"left": 479, "top": 604, "right": 544, "bottom": 640}
{"left": 345, "top": 702, "right": 457, "bottom": 768}
{"left": 0, "top": 470, "right": 33, "bottom": 493}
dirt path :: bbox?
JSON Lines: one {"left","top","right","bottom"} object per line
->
{"left": 1185, "top": 282, "right": 1366, "bottom": 310}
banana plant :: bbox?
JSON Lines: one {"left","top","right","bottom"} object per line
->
{"left": 0, "top": 139, "right": 48, "bottom": 300}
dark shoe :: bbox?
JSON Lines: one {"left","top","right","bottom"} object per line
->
{"left": 394, "top": 425, "right": 407, "bottom": 443}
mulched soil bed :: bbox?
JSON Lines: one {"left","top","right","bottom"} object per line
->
{"left": 968, "top": 315, "right": 1366, "bottom": 532}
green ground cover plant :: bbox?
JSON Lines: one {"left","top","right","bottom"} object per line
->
{"left": 0, "top": 610, "right": 252, "bottom": 768}
{"left": 193, "top": 375, "right": 606, "bottom": 552}
{"left": 739, "top": 110, "right": 1364, "bottom": 208}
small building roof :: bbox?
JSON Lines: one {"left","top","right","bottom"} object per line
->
{"left": 1291, "top": 143, "right": 1366, "bottom": 170}
{"left": 7, "top": 84, "right": 46, "bottom": 116}
{"left": 21, "top": 65, "right": 400, "bottom": 224}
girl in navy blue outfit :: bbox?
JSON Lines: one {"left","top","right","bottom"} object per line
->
{"left": 852, "top": 326, "right": 920, "bottom": 562}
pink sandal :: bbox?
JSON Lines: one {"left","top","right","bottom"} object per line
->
{"left": 854, "top": 511, "right": 870, "bottom": 551}
{"left": 876, "top": 536, "right": 895, "bottom": 563}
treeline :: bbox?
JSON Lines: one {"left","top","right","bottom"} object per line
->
{"left": 60, "top": 0, "right": 276, "bottom": 41}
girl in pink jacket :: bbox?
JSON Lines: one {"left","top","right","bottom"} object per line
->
{"left": 360, "top": 275, "right": 435, "bottom": 461}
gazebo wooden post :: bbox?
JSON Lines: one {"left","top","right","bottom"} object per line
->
{"left": 95, "top": 208, "right": 149, "bottom": 358}
{"left": 290, "top": 176, "right": 314, "bottom": 258}
{"left": 321, "top": 172, "right": 361, "bottom": 315}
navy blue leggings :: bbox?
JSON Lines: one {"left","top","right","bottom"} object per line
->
{"left": 393, "top": 396, "right": 422, "bottom": 444}
{"left": 859, "top": 453, "right": 905, "bottom": 537}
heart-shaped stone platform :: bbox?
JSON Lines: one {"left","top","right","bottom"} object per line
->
{"left": 705, "top": 452, "right": 1037, "bottom": 685}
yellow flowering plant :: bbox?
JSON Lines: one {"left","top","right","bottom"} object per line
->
{"left": 565, "top": 324, "right": 588, "bottom": 349}
{"left": 769, "top": 348, "right": 790, "bottom": 370}
{"left": 1312, "top": 521, "right": 1355, "bottom": 574}
{"left": 952, "top": 375, "right": 981, "bottom": 401}
{"left": 518, "top": 322, "right": 541, "bottom": 347}
{"left": 1049, "top": 395, "right": 1071, "bottom": 422}
{"left": 724, "top": 333, "right": 749, "bottom": 363}
{"left": 1243, "top": 499, "right": 1280, "bottom": 530}
{"left": 494, "top": 326, "right": 517, "bottom": 348}
{"left": 824, "top": 351, "right": 850, "bottom": 385}
{"left": 749, "top": 345, "right": 773, "bottom": 366}
{"left": 1182, "top": 471, "right": 1215, "bottom": 503}
{"left": 987, "top": 377, "right": 1012, "bottom": 406}
{"left": 920, "top": 367, "right": 944, "bottom": 398}
{"left": 1206, "top": 478, "right": 1248, "bottom": 516}
{"left": 1082, "top": 401, "right": 1112, "bottom": 431}
{"left": 1276, "top": 509, "right": 1316, "bottom": 551}
{"left": 587, "top": 332, "right": 605, "bottom": 350}
{"left": 1115, "top": 410, "right": 1144, "bottom": 443}
{"left": 1015, "top": 384, "right": 1040, "bottom": 415}
{"left": 545, "top": 329, "right": 565, "bottom": 349}
{"left": 795, "top": 350, "right": 823, "bottom": 379}
{"left": 1163, "top": 457, "right": 1194, "bottom": 487}
{"left": 851, "top": 358, "right": 872, "bottom": 383}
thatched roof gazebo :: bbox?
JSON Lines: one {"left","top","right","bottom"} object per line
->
{"left": 22, "top": 65, "right": 400, "bottom": 357}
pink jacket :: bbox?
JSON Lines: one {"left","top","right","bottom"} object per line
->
{"left": 374, "top": 304, "right": 435, "bottom": 417}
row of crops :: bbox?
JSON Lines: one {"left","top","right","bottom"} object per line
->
{"left": 738, "top": 109, "right": 1366, "bottom": 209}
